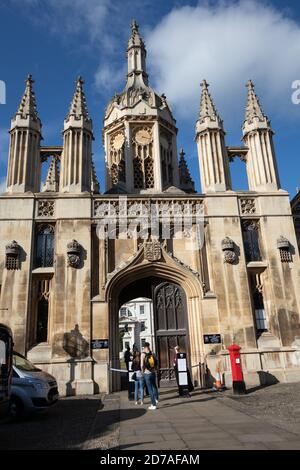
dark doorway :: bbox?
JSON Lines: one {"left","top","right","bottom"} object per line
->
{"left": 116, "top": 277, "right": 189, "bottom": 389}
{"left": 36, "top": 297, "right": 49, "bottom": 343}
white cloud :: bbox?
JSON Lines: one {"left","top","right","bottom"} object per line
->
{"left": 146, "top": 1, "right": 300, "bottom": 124}
{"left": 9, "top": 0, "right": 110, "bottom": 44}
{"left": 94, "top": 63, "right": 126, "bottom": 94}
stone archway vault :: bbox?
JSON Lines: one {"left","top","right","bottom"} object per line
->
{"left": 106, "top": 251, "right": 205, "bottom": 392}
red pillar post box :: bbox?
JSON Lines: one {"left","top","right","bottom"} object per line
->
{"left": 228, "top": 344, "right": 246, "bottom": 394}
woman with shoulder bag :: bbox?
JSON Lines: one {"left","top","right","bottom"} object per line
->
{"left": 131, "top": 351, "right": 145, "bottom": 405}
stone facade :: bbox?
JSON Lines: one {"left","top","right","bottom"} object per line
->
{"left": 1, "top": 21, "right": 300, "bottom": 395}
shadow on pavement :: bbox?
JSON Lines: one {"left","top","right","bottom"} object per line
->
{"left": 0, "top": 396, "right": 146, "bottom": 450}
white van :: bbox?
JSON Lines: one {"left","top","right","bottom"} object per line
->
{"left": 10, "top": 352, "right": 58, "bottom": 418}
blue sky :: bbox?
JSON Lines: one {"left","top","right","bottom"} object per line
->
{"left": 0, "top": 0, "right": 299, "bottom": 196}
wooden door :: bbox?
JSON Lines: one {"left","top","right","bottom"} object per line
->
{"left": 153, "top": 282, "right": 188, "bottom": 387}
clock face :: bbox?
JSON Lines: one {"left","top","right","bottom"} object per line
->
{"left": 112, "top": 132, "right": 125, "bottom": 150}
{"left": 135, "top": 129, "right": 152, "bottom": 146}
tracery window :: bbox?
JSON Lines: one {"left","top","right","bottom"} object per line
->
{"left": 36, "top": 279, "right": 50, "bottom": 343}
{"left": 160, "top": 131, "right": 173, "bottom": 187}
{"left": 132, "top": 126, "right": 154, "bottom": 189}
{"left": 109, "top": 130, "right": 126, "bottom": 186}
{"left": 242, "top": 220, "right": 262, "bottom": 262}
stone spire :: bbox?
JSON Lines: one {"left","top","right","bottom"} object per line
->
{"left": 60, "top": 77, "right": 93, "bottom": 193}
{"left": 128, "top": 19, "right": 145, "bottom": 49}
{"left": 242, "top": 80, "right": 280, "bottom": 191}
{"left": 244, "top": 79, "right": 268, "bottom": 125}
{"left": 66, "top": 76, "right": 91, "bottom": 128}
{"left": 126, "top": 19, "right": 148, "bottom": 87}
{"left": 16, "top": 74, "right": 39, "bottom": 121}
{"left": 195, "top": 80, "right": 231, "bottom": 192}
{"left": 179, "top": 149, "right": 195, "bottom": 193}
{"left": 42, "top": 157, "right": 59, "bottom": 192}
{"left": 197, "top": 79, "right": 221, "bottom": 126}
{"left": 6, "top": 74, "right": 42, "bottom": 193}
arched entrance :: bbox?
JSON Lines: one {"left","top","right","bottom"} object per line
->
{"left": 106, "top": 256, "right": 203, "bottom": 392}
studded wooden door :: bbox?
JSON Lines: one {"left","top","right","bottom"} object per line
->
{"left": 153, "top": 282, "right": 188, "bottom": 387}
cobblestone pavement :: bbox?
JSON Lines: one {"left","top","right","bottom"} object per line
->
{"left": 1, "top": 384, "right": 300, "bottom": 450}
{"left": 222, "top": 382, "right": 300, "bottom": 437}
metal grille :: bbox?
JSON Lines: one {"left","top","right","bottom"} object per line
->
{"left": 5, "top": 255, "right": 19, "bottom": 270}
{"left": 279, "top": 248, "right": 292, "bottom": 263}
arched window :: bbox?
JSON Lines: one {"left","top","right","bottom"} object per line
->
{"left": 242, "top": 220, "right": 262, "bottom": 262}
{"left": 36, "top": 224, "right": 55, "bottom": 268}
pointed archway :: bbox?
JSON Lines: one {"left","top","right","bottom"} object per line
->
{"left": 105, "top": 245, "right": 204, "bottom": 392}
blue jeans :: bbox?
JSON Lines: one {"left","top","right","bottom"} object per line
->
{"left": 144, "top": 372, "right": 158, "bottom": 406}
{"left": 134, "top": 376, "right": 145, "bottom": 402}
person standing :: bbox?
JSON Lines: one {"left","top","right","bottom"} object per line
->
{"left": 131, "top": 351, "right": 144, "bottom": 405}
{"left": 141, "top": 342, "right": 158, "bottom": 410}
{"left": 124, "top": 345, "right": 132, "bottom": 371}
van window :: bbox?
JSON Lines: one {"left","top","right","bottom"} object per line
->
{"left": 13, "top": 354, "right": 40, "bottom": 372}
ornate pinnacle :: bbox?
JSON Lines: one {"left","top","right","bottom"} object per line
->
{"left": 245, "top": 79, "right": 268, "bottom": 124}
{"left": 179, "top": 148, "right": 195, "bottom": 193}
{"left": 66, "top": 76, "right": 91, "bottom": 122}
{"left": 131, "top": 19, "right": 139, "bottom": 34}
{"left": 42, "top": 157, "right": 59, "bottom": 192}
{"left": 128, "top": 18, "right": 145, "bottom": 49}
{"left": 16, "top": 74, "right": 39, "bottom": 121}
{"left": 198, "top": 79, "right": 220, "bottom": 123}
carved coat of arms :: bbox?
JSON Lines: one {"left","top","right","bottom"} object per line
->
{"left": 144, "top": 241, "right": 161, "bottom": 261}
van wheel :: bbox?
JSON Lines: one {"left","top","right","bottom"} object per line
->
{"left": 9, "top": 396, "right": 24, "bottom": 419}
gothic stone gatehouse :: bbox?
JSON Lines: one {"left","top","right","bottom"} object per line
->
{"left": 1, "top": 22, "right": 300, "bottom": 395}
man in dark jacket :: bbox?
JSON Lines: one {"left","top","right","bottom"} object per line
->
{"left": 124, "top": 345, "right": 132, "bottom": 371}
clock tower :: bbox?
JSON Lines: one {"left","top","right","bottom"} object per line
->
{"left": 103, "top": 20, "right": 189, "bottom": 194}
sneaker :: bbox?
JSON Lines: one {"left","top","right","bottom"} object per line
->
{"left": 135, "top": 401, "right": 138, "bottom": 405}
{"left": 148, "top": 405, "right": 157, "bottom": 410}
{"left": 140, "top": 401, "right": 144, "bottom": 405}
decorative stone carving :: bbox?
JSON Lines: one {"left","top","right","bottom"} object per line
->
{"left": 277, "top": 236, "right": 292, "bottom": 263}
{"left": 144, "top": 241, "right": 161, "bottom": 261}
{"left": 222, "top": 237, "right": 237, "bottom": 264}
{"left": 240, "top": 198, "right": 256, "bottom": 215}
{"left": 277, "top": 235, "right": 289, "bottom": 250}
{"left": 93, "top": 198, "right": 204, "bottom": 218}
{"left": 221, "top": 237, "right": 234, "bottom": 251}
{"left": 223, "top": 250, "right": 237, "bottom": 264}
{"left": 5, "top": 240, "right": 20, "bottom": 270}
{"left": 67, "top": 240, "right": 81, "bottom": 268}
{"left": 241, "top": 219, "right": 260, "bottom": 231}
{"left": 38, "top": 200, "right": 55, "bottom": 217}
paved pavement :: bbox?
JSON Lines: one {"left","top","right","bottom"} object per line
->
{"left": 1, "top": 387, "right": 300, "bottom": 450}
